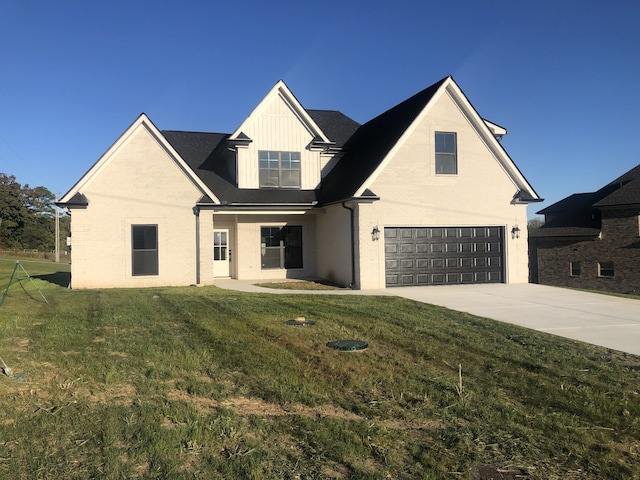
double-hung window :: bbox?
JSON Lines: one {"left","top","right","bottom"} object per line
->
{"left": 259, "top": 151, "right": 301, "bottom": 188}
{"left": 570, "top": 261, "right": 581, "bottom": 277}
{"left": 598, "top": 261, "right": 614, "bottom": 278}
{"left": 132, "top": 225, "right": 158, "bottom": 276}
{"left": 435, "top": 132, "right": 457, "bottom": 174}
{"left": 261, "top": 226, "right": 303, "bottom": 269}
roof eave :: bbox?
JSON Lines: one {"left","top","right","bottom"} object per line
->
{"left": 208, "top": 202, "right": 318, "bottom": 211}
{"left": 320, "top": 195, "right": 381, "bottom": 207}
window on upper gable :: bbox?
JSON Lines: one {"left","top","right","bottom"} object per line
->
{"left": 435, "top": 132, "right": 457, "bottom": 175}
{"left": 259, "top": 151, "right": 301, "bottom": 188}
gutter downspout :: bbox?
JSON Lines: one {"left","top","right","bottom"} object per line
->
{"left": 342, "top": 201, "right": 356, "bottom": 288}
{"left": 193, "top": 206, "right": 200, "bottom": 285}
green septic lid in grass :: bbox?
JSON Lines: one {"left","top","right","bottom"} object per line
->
{"left": 285, "top": 317, "right": 315, "bottom": 327}
{"left": 326, "top": 340, "right": 369, "bottom": 351}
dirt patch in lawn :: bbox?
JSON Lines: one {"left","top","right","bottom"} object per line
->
{"left": 165, "top": 390, "right": 446, "bottom": 431}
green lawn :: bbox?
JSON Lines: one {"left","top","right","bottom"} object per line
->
{"left": 0, "top": 257, "right": 639, "bottom": 479}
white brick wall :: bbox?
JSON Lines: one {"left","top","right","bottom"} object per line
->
{"left": 354, "top": 90, "right": 530, "bottom": 289}
{"left": 70, "top": 123, "right": 203, "bottom": 288}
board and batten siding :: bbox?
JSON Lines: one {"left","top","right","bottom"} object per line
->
{"left": 236, "top": 93, "right": 322, "bottom": 189}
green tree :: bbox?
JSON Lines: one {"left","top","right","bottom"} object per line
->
{"left": 23, "top": 185, "right": 56, "bottom": 217}
{"left": 19, "top": 184, "right": 57, "bottom": 250}
{"left": 0, "top": 173, "right": 60, "bottom": 251}
{"left": 0, "top": 173, "right": 28, "bottom": 248}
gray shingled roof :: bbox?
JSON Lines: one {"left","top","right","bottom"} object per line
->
{"left": 534, "top": 163, "right": 640, "bottom": 237}
{"left": 161, "top": 77, "right": 456, "bottom": 207}
{"left": 160, "top": 107, "right": 364, "bottom": 206}
{"left": 161, "top": 130, "right": 318, "bottom": 206}
{"left": 307, "top": 110, "right": 360, "bottom": 148}
{"left": 318, "top": 77, "right": 448, "bottom": 205}
{"left": 593, "top": 164, "right": 640, "bottom": 207}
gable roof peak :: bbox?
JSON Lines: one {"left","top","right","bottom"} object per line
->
{"left": 229, "top": 79, "right": 332, "bottom": 144}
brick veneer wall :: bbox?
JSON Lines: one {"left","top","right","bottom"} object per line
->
{"left": 532, "top": 208, "right": 640, "bottom": 295}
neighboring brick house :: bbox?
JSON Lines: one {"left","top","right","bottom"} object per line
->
{"left": 531, "top": 164, "right": 640, "bottom": 294}
{"left": 57, "top": 76, "right": 540, "bottom": 289}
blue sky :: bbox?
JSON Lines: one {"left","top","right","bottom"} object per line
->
{"left": 1, "top": 0, "right": 639, "bottom": 218}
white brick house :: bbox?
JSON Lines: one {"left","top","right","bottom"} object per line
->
{"left": 58, "top": 76, "right": 541, "bottom": 289}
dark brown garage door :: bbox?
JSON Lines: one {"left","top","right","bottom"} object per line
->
{"left": 384, "top": 227, "right": 504, "bottom": 287}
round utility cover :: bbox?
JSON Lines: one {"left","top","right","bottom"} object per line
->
{"left": 326, "top": 340, "right": 368, "bottom": 351}
{"left": 285, "top": 319, "right": 315, "bottom": 327}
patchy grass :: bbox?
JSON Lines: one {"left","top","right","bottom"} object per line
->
{"left": 1, "top": 257, "right": 640, "bottom": 478}
{"left": 255, "top": 279, "right": 343, "bottom": 290}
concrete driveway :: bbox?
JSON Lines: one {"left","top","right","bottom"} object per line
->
{"left": 389, "top": 283, "right": 640, "bottom": 356}
{"left": 216, "top": 280, "right": 640, "bottom": 356}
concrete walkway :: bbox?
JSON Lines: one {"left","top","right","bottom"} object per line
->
{"left": 215, "top": 280, "right": 640, "bottom": 356}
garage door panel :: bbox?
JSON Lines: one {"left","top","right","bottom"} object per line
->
{"left": 385, "top": 226, "right": 504, "bottom": 287}
{"left": 416, "top": 258, "right": 429, "bottom": 269}
{"left": 488, "top": 271, "right": 501, "bottom": 281}
{"left": 460, "top": 243, "right": 473, "bottom": 252}
{"left": 488, "top": 257, "right": 501, "bottom": 267}
{"left": 386, "top": 274, "right": 399, "bottom": 285}
{"left": 461, "top": 272, "right": 474, "bottom": 283}
{"left": 475, "top": 257, "right": 486, "bottom": 267}
{"left": 400, "top": 243, "right": 413, "bottom": 254}
{"left": 400, "top": 274, "right": 415, "bottom": 285}
{"left": 400, "top": 259, "right": 414, "bottom": 269}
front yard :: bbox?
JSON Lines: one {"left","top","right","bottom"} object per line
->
{"left": 0, "top": 257, "right": 639, "bottom": 478}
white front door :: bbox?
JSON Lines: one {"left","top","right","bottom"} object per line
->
{"left": 213, "top": 229, "right": 230, "bottom": 277}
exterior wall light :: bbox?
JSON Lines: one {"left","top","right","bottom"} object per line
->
{"left": 371, "top": 226, "right": 380, "bottom": 241}
{"left": 511, "top": 225, "right": 521, "bottom": 239}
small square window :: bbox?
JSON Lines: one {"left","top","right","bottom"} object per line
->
{"left": 570, "top": 261, "right": 581, "bottom": 276}
{"left": 598, "top": 261, "right": 614, "bottom": 278}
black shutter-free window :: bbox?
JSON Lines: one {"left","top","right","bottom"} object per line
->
{"left": 132, "top": 225, "right": 158, "bottom": 276}
{"left": 260, "top": 226, "right": 303, "bottom": 269}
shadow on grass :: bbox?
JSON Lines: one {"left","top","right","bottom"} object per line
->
{"left": 33, "top": 271, "right": 71, "bottom": 288}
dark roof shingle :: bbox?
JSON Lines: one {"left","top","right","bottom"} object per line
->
{"left": 318, "top": 77, "right": 448, "bottom": 205}
{"left": 535, "top": 162, "right": 640, "bottom": 237}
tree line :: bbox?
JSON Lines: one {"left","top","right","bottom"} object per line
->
{"left": 0, "top": 172, "right": 70, "bottom": 252}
